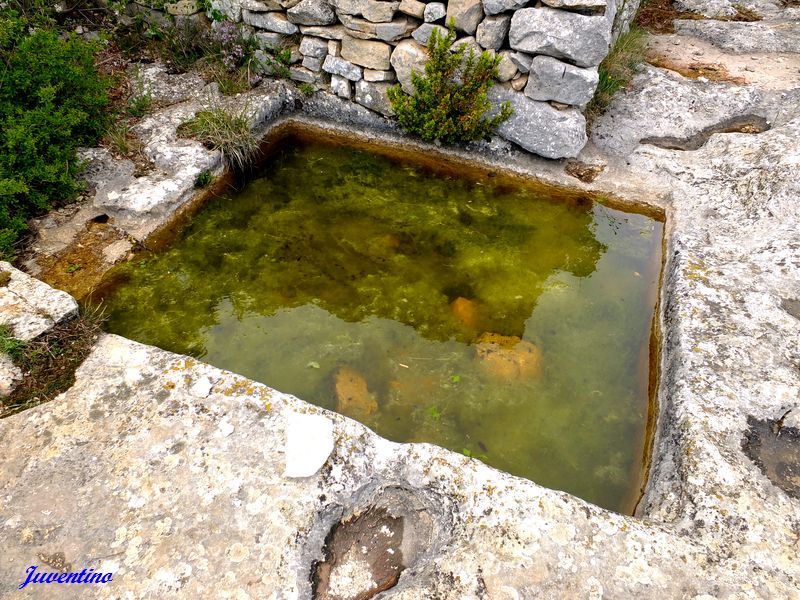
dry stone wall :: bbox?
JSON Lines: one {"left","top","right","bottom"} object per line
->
{"left": 198, "top": 0, "right": 623, "bottom": 158}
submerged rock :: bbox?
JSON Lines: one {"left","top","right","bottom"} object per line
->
{"left": 335, "top": 366, "right": 379, "bottom": 418}
{"left": 474, "top": 332, "right": 541, "bottom": 379}
{"left": 450, "top": 296, "right": 481, "bottom": 330}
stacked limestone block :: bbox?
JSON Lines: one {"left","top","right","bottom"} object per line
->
{"left": 209, "top": 0, "right": 623, "bottom": 157}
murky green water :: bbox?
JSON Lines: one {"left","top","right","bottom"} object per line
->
{"left": 95, "top": 138, "right": 662, "bottom": 512}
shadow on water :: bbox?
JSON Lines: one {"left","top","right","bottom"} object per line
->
{"left": 90, "top": 133, "right": 664, "bottom": 514}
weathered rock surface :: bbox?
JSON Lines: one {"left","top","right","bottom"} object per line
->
{"left": 0, "top": 354, "right": 21, "bottom": 398}
{"left": 446, "top": 0, "right": 484, "bottom": 34}
{"left": 0, "top": 262, "right": 78, "bottom": 342}
{"left": 338, "top": 13, "right": 418, "bottom": 40}
{"left": 542, "top": 0, "right": 607, "bottom": 10}
{"left": 496, "top": 50, "right": 518, "bottom": 81}
{"left": 411, "top": 22, "right": 447, "bottom": 45}
{"left": 390, "top": 38, "right": 428, "bottom": 93}
{"left": 322, "top": 54, "right": 364, "bottom": 80}
{"left": 330, "top": 73, "right": 353, "bottom": 97}
{"left": 525, "top": 55, "right": 599, "bottom": 107}
{"left": 363, "top": 68, "right": 396, "bottom": 81}
{"left": 243, "top": 9, "right": 300, "bottom": 32}
{"left": 300, "top": 34, "right": 329, "bottom": 57}
{"left": 482, "top": 0, "right": 527, "bottom": 16}
{"left": 355, "top": 80, "right": 394, "bottom": 115}
{"left": 299, "top": 22, "right": 349, "bottom": 37}
{"left": 340, "top": 36, "right": 392, "bottom": 69}
{"left": 398, "top": 0, "right": 425, "bottom": 18}
{"left": 489, "top": 85, "right": 588, "bottom": 158}
{"left": 509, "top": 7, "right": 612, "bottom": 67}
{"left": 423, "top": 1, "right": 446, "bottom": 21}
{"left": 591, "top": 65, "right": 778, "bottom": 157}
{"left": 475, "top": 13, "right": 510, "bottom": 49}
{"left": 332, "top": 0, "right": 400, "bottom": 22}
{"left": 674, "top": 18, "right": 800, "bottom": 53}
{"left": 287, "top": 0, "right": 336, "bottom": 25}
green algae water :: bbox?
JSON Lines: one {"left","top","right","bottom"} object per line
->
{"left": 95, "top": 137, "right": 662, "bottom": 513}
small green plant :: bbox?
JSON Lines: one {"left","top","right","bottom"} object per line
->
{"left": 178, "top": 108, "right": 259, "bottom": 171}
{"left": 0, "top": 325, "right": 25, "bottom": 361}
{"left": 194, "top": 169, "right": 214, "bottom": 188}
{"left": 299, "top": 82, "right": 315, "bottom": 96}
{"left": 387, "top": 21, "right": 512, "bottom": 144}
{"left": 65, "top": 263, "right": 83, "bottom": 273}
{"left": 586, "top": 26, "right": 647, "bottom": 121}
{"left": 127, "top": 92, "right": 153, "bottom": 117}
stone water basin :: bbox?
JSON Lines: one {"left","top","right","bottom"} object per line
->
{"left": 91, "top": 133, "right": 664, "bottom": 513}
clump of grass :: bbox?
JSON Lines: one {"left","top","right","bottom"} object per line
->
{"left": 0, "top": 309, "right": 103, "bottom": 419}
{"left": 126, "top": 92, "right": 153, "bottom": 118}
{"left": 178, "top": 108, "right": 259, "bottom": 171}
{"left": 586, "top": 26, "right": 648, "bottom": 122}
{"left": 299, "top": 82, "right": 315, "bottom": 96}
{"left": 0, "top": 325, "right": 25, "bottom": 361}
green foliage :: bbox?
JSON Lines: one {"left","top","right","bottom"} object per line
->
{"left": 178, "top": 108, "right": 259, "bottom": 171}
{"left": 0, "top": 9, "right": 110, "bottom": 258}
{"left": 194, "top": 169, "right": 214, "bottom": 188}
{"left": 299, "top": 82, "right": 315, "bottom": 96}
{"left": 0, "top": 325, "right": 25, "bottom": 361}
{"left": 387, "top": 22, "right": 512, "bottom": 144}
{"left": 586, "top": 26, "right": 647, "bottom": 121}
{"left": 127, "top": 92, "right": 153, "bottom": 117}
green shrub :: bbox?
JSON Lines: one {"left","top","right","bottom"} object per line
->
{"left": 0, "top": 9, "right": 110, "bottom": 258}
{"left": 178, "top": 108, "right": 259, "bottom": 171}
{"left": 387, "top": 22, "right": 512, "bottom": 144}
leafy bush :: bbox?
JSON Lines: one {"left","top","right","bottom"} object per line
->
{"left": 178, "top": 108, "right": 259, "bottom": 171}
{"left": 0, "top": 9, "right": 110, "bottom": 258}
{"left": 387, "top": 22, "right": 512, "bottom": 144}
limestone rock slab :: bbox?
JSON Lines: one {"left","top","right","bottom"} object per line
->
{"left": 390, "top": 38, "right": 429, "bottom": 93}
{"left": 476, "top": 13, "right": 510, "bottom": 49}
{"left": 287, "top": 0, "right": 337, "bottom": 25}
{"left": 364, "top": 68, "right": 396, "bottom": 81}
{"left": 509, "top": 7, "right": 612, "bottom": 67}
{"left": 488, "top": 85, "right": 588, "bottom": 157}
{"left": 338, "top": 13, "right": 418, "bottom": 40}
{"left": 542, "top": 0, "right": 607, "bottom": 10}
{"left": 333, "top": 0, "right": 400, "bottom": 22}
{"left": 322, "top": 54, "right": 364, "bottom": 80}
{"left": 355, "top": 79, "right": 394, "bottom": 115}
{"left": 299, "top": 23, "right": 349, "bottom": 38}
{"left": 399, "top": 0, "right": 426, "bottom": 18}
{"left": 340, "top": 36, "right": 392, "bottom": 69}
{"left": 300, "top": 35, "right": 330, "bottom": 57}
{"left": 524, "top": 55, "right": 599, "bottom": 107}
{"left": 412, "top": 22, "right": 447, "bottom": 46}
{"left": 0, "top": 262, "right": 78, "bottom": 341}
{"left": 482, "top": 0, "right": 527, "bottom": 16}
{"left": 446, "top": 0, "right": 484, "bottom": 34}
{"left": 243, "top": 10, "right": 300, "bottom": 32}
{"left": 423, "top": 1, "right": 446, "bottom": 21}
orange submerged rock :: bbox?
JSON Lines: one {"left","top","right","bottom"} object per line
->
{"left": 334, "top": 366, "right": 378, "bottom": 419}
{"left": 474, "top": 333, "right": 542, "bottom": 380}
{"left": 450, "top": 296, "right": 481, "bottom": 329}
